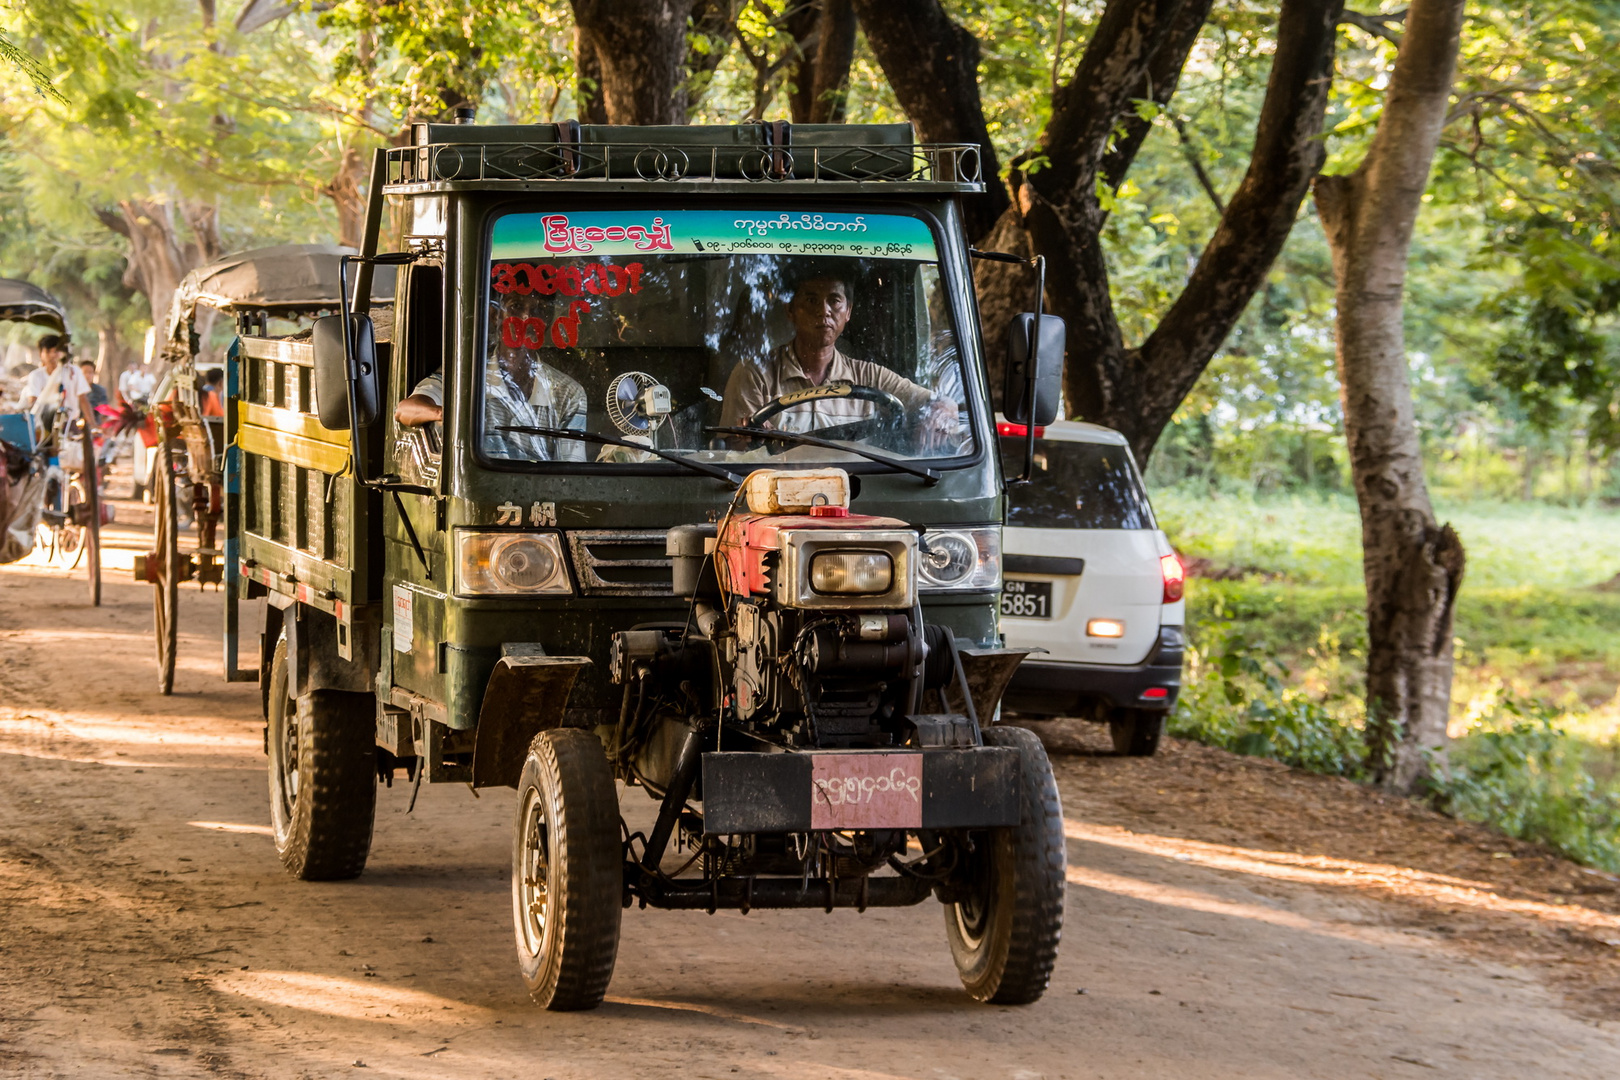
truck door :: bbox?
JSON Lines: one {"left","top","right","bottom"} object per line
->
{"left": 384, "top": 260, "right": 447, "bottom": 699}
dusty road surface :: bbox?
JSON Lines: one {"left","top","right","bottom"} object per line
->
{"left": 4, "top": 498, "right": 1620, "bottom": 1079}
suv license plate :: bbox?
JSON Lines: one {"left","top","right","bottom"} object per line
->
{"left": 1001, "top": 579, "right": 1053, "bottom": 619}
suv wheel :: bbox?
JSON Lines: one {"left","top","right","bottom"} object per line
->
{"left": 1109, "top": 708, "right": 1165, "bottom": 757}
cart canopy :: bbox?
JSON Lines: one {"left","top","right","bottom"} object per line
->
{"left": 166, "top": 243, "right": 396, "bottom": 343}
{"left": 0, "top": 278, "right": 68, "bottom": 332}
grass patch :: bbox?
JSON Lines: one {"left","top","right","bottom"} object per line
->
{"left": 1156, "top": 488, "right": 1620, "bottom": 589}
{"left": 1161, "top": 494, "right": 1620, "bottom": 874}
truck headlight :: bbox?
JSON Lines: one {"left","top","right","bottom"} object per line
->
{"left": 456, "top": 530, "right": 572, "bottom": 596}
{"left": 918, "top": 526, "right": 1000, "bottom": 592}
{"left": 810, "top": 550, "right": 893, "bottom": 595}
{"left": 777, "top": 529, "right": 916, "bottom": 609}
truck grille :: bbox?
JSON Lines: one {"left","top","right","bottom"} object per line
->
{"left": 567, "top": 530, "right": 672, "bottom": 596}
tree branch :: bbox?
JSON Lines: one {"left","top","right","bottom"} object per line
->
{"left": 1123, "top": 0, "right": 1347, "bottom": 462}
{"left": 1340, "top": 8, "right": 1407, "bottom": 47}
{"left": 1173, "top": 116, "right": 1226, "bottom": 215}
{"left": 1099, "top": 0, "right": 1213, "bottom": 193}
{"left": 850, "top": 0, "right": 1008, "bottom": 243}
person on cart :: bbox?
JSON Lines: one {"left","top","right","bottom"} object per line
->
{"left": 117, "top": 361, "right": 156, "bottom": 408}
{"left": 79, "top": 360, "right": 109, "bottom": 412}
{"left": 18, "top": 335, "right": 92, "bottom": 433}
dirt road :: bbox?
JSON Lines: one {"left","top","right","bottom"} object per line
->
{"left": 3, "top": 502, "right": 1619, "bottom": 1078}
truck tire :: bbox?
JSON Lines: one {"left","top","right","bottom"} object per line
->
{"left": 944, "top": 725, "right": 1066, "bottom": 1004}
{"left": 1109, "top": 709, "right": 1165, "bottom": 757}
{"left": 266, "top": 637, "right": 376, "bottom": 880}
{"left": 512, "top": 729, "right": 623, "bottom": 1011}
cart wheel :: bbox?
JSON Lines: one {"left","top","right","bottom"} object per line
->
{"left": 79, "top": 421, "right": 101, "bottom": 606}
{"left": 153, "top": 439, "right": 179, "bottom": 695}
{"left": 943, "top": 725, "right": 1066, "bottom": 1005}
{"left": 266, "top": 636, "right": 376, "bottom": 880}
{"left": 512, "top": 729, "right": 622, "bottom": 1011}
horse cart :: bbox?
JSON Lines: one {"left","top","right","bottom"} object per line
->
{"left": 0, "top": 278, "right": 102, "bottom": 604}
{"left": 140, "top": 245, "right": 393, "bottom": 693}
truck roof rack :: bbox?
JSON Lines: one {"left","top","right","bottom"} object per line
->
{"left": 384, "top": 121, "right": 983, "bottom": 195}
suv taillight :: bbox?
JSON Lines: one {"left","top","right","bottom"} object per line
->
{"left": 1160, "top": 553, "right": 1185, "bottom": 603}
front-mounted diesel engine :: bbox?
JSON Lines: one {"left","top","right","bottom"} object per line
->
{"left": 597, "top": 469, "right": 1063, "bottom": 1004}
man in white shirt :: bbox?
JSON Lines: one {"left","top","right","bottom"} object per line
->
{"left": 117, "top": 362, "right": 157, "bottom": 406}
{"left": 395, "top": 335, "right": 588, "bottom": 463}
{"left": 19, "top": 335, "right": 92, "bottom": 425}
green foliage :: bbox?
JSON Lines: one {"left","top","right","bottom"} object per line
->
{"left": 1171, "top": 608, "right": 1369, "bottom": 778}
{"left": 1432, "top": 698, "right": 1620, "bottom": 873}
{"left": 1176, "top": 588, "right": 1620, "bottom": 873}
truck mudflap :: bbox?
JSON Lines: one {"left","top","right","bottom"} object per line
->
{"left": 472, "top": 654, "right": 593, "bottom": 788}
{"left": 700, "top": 745, "right": 1021, "bottom": 834}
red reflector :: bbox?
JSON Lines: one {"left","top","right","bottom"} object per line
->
{"left": 1160, "top": 553, "right": 1185, "bottom": 603}
{"left": 996, "top": 422, "right": 1046, "bottom": 438}
{"left": 1141, "top": 687, "right": 1170, "bottom": 700}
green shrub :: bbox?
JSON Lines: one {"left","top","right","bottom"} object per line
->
{"left": 1432, "top": 698, "right": 1620, "bottom": 874}
{"left": 1175, "top": 613, "right": 1620, "bottom": 874}
{"left": 1171, "top": 610, "right": 1368, "bottom": 778}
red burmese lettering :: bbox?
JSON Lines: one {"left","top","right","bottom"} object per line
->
{"left": 550, "top": 300, "right": 590, "bottom": 349}
{"left": 522, "top": 317, "right": 546, "bottom": 349}
{"left": 501, "top": 317, "right": 524, "bottom": 348}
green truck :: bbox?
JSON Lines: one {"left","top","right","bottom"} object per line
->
{"left": 220, "top": 119, "right": 1068, "bottom": 1009}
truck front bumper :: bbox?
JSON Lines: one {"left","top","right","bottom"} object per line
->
{"left": 700, "top": 746, "right": 1020, "bottom": 834}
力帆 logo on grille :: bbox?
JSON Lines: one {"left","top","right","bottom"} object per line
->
{"left": 815, "top": 767, "right": 921, "bottom": 806}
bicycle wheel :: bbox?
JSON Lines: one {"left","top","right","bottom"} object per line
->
{"left": 153, "top": 438, "right": 179, "bottom": 695}
{"left": 79, "top": 421, "right": 101, "bottom": 606}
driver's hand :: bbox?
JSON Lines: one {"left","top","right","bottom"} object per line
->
{"left": 921, "top": 397, "right": 959, "bottom": 449}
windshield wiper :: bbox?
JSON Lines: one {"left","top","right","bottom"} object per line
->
{"left": 705, "top": 426, "right": 939, "bottom": 485}
{"left": 496, "top": 425, "right": 744, "bottom": 483}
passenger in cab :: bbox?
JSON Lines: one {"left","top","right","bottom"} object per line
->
{"left": 395, "top": 297, "right": 587, "bottom": 462}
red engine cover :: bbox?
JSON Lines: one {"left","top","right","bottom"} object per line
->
{"left": 717, "top": 507, "right": 909, "bottom": 597}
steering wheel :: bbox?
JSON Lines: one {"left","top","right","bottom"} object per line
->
{"left": 745, "top": 380, "right": 905, "bottom": 443}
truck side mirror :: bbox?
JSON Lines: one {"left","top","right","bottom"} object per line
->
{"left": 312, "top": 314, "right": 380, "bottom": 430}
{"left": 1004, "top": 313, "right": 1065, "bottom": 427}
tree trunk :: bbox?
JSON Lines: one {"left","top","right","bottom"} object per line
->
{"left": 851, "top": 0, "right": 1008, "bottom": 244}
{"left": 788, "top": 0, "right": 857, "bottom": 124}
{"left": 574, "top": 25, "right": 610, "bottom": 124}
{"left": 568, "top": 0, "right": 692, "bottom": 124}
{"left": 1314, "top": 0, "right": 1469, "bottom": 793}
{"left": 324, "top": 145, "right": 369, "bottom": 249}
{"left": 97, "top": 199, "right": 194, "bottom": 335}
{"left": 965, "top": 0, "right": 1340, "bottom": 459}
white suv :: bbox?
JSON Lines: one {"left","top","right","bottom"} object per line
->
{"left": 996, "top": 419, "right": 1185, "bottom": 755}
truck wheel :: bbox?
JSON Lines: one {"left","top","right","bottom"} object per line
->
{"left": 944, "top": 725, "right": 1066, "bottom": 1004}
{"left": 512, "top": 729, "right": 623, "bottom": 1011}
{"left": 266, "top": 637, "right": 376, "bottom": 880}
{"left": 1109, "top": 709, "right": 1165, "bottom": 757}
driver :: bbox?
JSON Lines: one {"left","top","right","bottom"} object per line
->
{"left": 718, "top": 273, "right": 959, "bottom": 443}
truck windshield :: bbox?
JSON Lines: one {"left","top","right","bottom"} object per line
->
{"left": 1000, "top": 435, "right": 1156, "bottom": 530}
{"left": 477, "top": 208, "right": 972, "bottom": 470}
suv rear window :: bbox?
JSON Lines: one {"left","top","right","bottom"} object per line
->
{"left": 999, "top": 435, "right": 1155, "bottom": 529}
